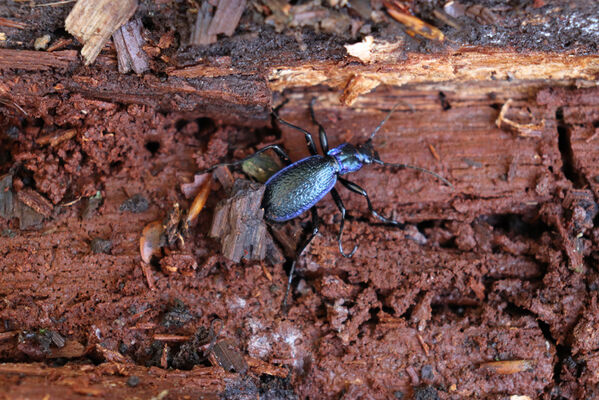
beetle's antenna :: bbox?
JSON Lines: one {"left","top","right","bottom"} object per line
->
{"left": 369, "top": 101, "right": 414, "bottom": 141}
{"left": 373, "top": 159, "right": 454, "bottom": 188}
{"left": 369, "top": 103, "right": 401, "bottom": 140}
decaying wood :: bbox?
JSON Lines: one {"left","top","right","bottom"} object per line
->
{"left": 112, "top": 18, "right": 150, "bottom": 74}
{"left": 208, "top": 0, "right": 247, "bottom": 37}
{"left": 16, "top": 189, "right": 53, "bottom": 218}
{"left": 275, "top": 84, "right": 561, "bottom": 223}
{"left": 208, "top": 339, "right": 249, "bottom": 374}
{"left": 0, "top": 49, "right": 77, "bottom": 71}
{"left": 0, "top": 2, "right": 598, "bottom": 397}
{"left": 190, "top": 2, "right": 217, "bottom": 46}
{"left": 65, "top": 0, "right": 138, "bottom": 65}
{"left": 0, "top": 362, "right": 231, "bottom": 399}
{"left": 209, "top": 180, "right": 284, "bottom": 264}
{"left": 0, "top": 47, "right": 596, "bottom": 124}
{"left": 266, "top": 50, "right": 599, "bottom": 105}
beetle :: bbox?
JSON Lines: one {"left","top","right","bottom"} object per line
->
{"left": 201, "top": 98, "right": 452, "bottom": 308}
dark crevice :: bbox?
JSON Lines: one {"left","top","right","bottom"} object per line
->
{"left": 438, "top": 92, "right": 451, "bottom": 111}
{"left": 482, "top": 212, "right": 549, "bottom": 239}
{"left": 145, "top": 140, "right": 161, "bottom": 156}
{"left": 505, "top": 302, "right": 569, "bottom": 389}
{"left": 556, "top": 108, "right": 585, "bottom": 187}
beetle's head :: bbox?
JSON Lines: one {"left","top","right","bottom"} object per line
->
{"left": 357, "top": 139, "right": 380, "bottom": 164}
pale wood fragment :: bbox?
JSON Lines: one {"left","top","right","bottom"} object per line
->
{"left": 208, "top": 0, "right": 247, "bottom": 36}
{"left": 65, "top": 0, "right": 137, "bottom": 65}
{"left": 190, "top": 2, "right": 216, "bottom": 46}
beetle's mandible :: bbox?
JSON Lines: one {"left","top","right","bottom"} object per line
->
{"left": 201, "top": 98, "right": 452, "bottom": 309}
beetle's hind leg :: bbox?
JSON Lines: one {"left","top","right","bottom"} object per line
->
{"left": 282, "top": 206, "right": 320, "bottom": 311}
{"left": 338, "top": 177, "right": 406, "bottom": 228}
{"left": 198, "top": 144, "right": 292, "bottom": 174}
{"left": 330, "top": 188, "right": 358, "bottom": 258}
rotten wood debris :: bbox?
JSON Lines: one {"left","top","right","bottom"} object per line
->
{"left": 112, "top": 18, "right": 149, "bottom": 74}
{"left": 0, "top": 173, "right": 54, "bottom": 229}
{"left": 0, "top": 0, "right": 598, "bottom": 398}
{"left": 65, "top": 0, "right": 138, "bottom": 65}
{"left": 209, "top": 179, "right": 284, "bottom": 264}
{"left": 190, "top": 0, "right": 247, "bottom": 46}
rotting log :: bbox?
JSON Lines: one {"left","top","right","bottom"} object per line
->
{"left": 1, "top": 47, "right": 598, "bottom": 125}
{"left": 0, "top": 362, "right": 231, "bottom": 399}
{"left": 1, "top": 2, "right": 599, "bottom": 398}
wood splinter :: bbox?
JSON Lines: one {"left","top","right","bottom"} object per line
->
{"left": 65, "top": 0, "right": 138, "bottom": 65}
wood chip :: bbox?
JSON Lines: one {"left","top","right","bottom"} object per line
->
{"left": 479, "top": 359, "right": 535, "bottom": 374}
{"left": 0, "top": 174, "right": 15, "bottom": 220}
{"left": 340, "top": 74, "right": 380, "bottom": 106}
{"left": 130, "top": 322, "right": 157, "bottom": 330}
{"left": 153, "top": 334, "right": 192, "bottom": 342}
{"left": 16, "top": 188, "right": 53, "bottom": 217}
{"left": 209, "top": 180, "right": 270, "bottom": 262}
{"left": 48, "top": 340, "right": 86, "bottom": 359}
{"left": 139, "top": 261, "right": 156, "bottom": 290}
{"left": 428, "top": 144, "right": 441, "bottom": 161}
{"left": 36, "top": 128, "right": 77, "bottom": 147}
{"left": 208, "top": 0, "right": 247, "bottom": 36}
{"left": 246, "top": 356, "right": 289, "bottom": 378}
{"left": 71, "top": 386, "right": 104, "bottom": 396}
{"left": 213, "top": 166, "right": 235, "bottom": 194}
{"left": 180, "top": 173, "right": 211, "bottom": 199}
{"left": 112, "top": 18, "right": 150, "bottom": 74}
{"left": 160, "top": 343, "right": 168, "bottom": 369}
{"left": 416, "top": 333, "right": 430, "bottom": 356}
{"left": 208, "top": 339, "right": 248, "bottom": 374}
{"left": 190, "top": 2, "right": 217, "bottom": 46}
{"left": 47, "top": 37, "right": 74, "bottom": 52}
{"left": 0, "top": 17, "right": 27, "bottom": 29}
{"left": 344, "top": 35, "right": 402, "bottom": 64}
{"left": 65, "top": 0, "right": 138, "bottom": 65}
{"left": 0, "top": 49, "right": 76, "bottom": 71}
{"left": 496, "top": 99, "right": 545, "bottom": 137}
{"left": 384, "top": 1, "right": 444, "bottom": 41}
{"left": 0, "top": 331, "right": 18, "bottom": 341}
{"left": 95, "top": 344, "right": 131, "bottom": 364}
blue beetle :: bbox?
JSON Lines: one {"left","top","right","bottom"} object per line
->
{"left": 202, "top": 98, "right": 452, "bottom": 308}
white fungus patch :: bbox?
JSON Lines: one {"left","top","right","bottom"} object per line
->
{"left": 248, "top": 335, "right": 271, "bottom": 358}
{"left": 229, "top": 296, "right": 246, "bottom": 310}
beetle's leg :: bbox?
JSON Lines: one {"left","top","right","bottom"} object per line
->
{"left": 309, "top": 97, "right": 329, "bottom": 154}
{"left": 282, "top": 206, "right": 320, "bottom": 311}
{"left": 330, "top": 188, "right": 358, "bottom": 258}
{"left": 198, "top": 144, "right": 291, "bottom": 174}
{"left": 272, "top": 108, "right": 319, "bottom": 156}
{"left": 338, "top": 177, "right": 406, "bottom": 228}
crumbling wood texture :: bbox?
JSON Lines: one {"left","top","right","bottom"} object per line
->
{"left": 65, "top": 0, "right": 138, "bottom": 65}
{"left": 276, "top": 83, "right": 562, "bottom": 222}
{"left": 0, "top": 47, "right": 597, "bottom": 125}
{"left": 0, "top": 2, "right": 599, "bottom": 399}
{"left": 0, "top": 362, "right": 230, "bottom": 399}
{"left": 0, "top": 84, "right": 592, "bottom": 398}
{"left": 209, "top": 180, "right": 284, "bottom": 264}
{"left": 112, "top": 18, "right": 150, "bottom": 74}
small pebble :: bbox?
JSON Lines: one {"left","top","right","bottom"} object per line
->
{"left": 90, "top": 238, "right": 112, "bottom": 254}
{"left": 120, "top": 194, "right": 149, "bottom": 213}
{"left": 126, "top": 375, "right": 140, "bottom": 387}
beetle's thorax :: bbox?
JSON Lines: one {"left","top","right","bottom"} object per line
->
{"left": 327, "top": 143, "right": 369, "bottom": 175}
